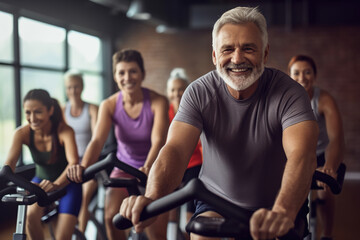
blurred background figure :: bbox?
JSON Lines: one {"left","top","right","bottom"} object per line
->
{"left": 4, "top": 89, "right": 82, "bottom": 240}
{"left": 167, "top": 68, "right": 203, "bottom": 240}
{"left": 63, "top": 70, "right": 99, "bottom": 234}
{"left": 67, "top": 49, "right": 169, "bottom": 240}
{"left": 288, "top": 55, "right": 345, "bottom": 240}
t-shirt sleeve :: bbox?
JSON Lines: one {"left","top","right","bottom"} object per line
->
{"left": 173, "top": 81, "right": 204, "bottom": 131}
{"left": 278, "top": 77, "right": 316, "bottom": 130}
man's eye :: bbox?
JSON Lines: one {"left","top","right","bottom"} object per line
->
{"left": 244, "top": 48, "right": 254, "bottom": 53}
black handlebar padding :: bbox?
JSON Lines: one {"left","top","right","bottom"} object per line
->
{"left": 81, "top": 152, "right": 147, "bottom": 187}
{"left": 103, "top": 178, "right": 141, "bottom": 196}
{"left": 336, "top": 163, "right": 346, "bottom": 189}
{"left": 112, "top": 179, "right": 300, "bottom": 240}
{"left": 0, "top": 185, "right": 17, "bottom": 199}
{"left": 0, "top": 165, "right": 47, "bottom": 202}
{"left": 82, "top": 152, "right": 116, "bottom": 182}
{"left": 0, "top": 165, "right": 67, "bottom": 207}
{"left": 312, "top": 163, "right": 346, "bottom": 194}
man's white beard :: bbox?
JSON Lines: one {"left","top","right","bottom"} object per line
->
{"left": 217, "top": 62, "right": 264, "bottom": 91}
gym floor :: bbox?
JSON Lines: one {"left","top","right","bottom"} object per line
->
{"left": 1, "top": 177, "right": 359, "bottom": 240}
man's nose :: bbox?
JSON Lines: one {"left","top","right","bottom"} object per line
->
{"left": 231, "top": 49, "right": 244, "bottom": 64}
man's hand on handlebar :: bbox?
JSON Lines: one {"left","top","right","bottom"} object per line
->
{"left": 119, "top": 195, "right": 156, "bottom": 233}
{"left": 250, "top": 208, "right": 294, "bottom": 240}
{"left": 67, "top": 164, "right": 85, "bottom": 183}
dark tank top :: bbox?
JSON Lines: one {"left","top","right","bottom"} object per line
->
{"left": 29, "top": 129, "right": 68, "bottom": 182}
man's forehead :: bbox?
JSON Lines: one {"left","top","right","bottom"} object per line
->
{"left": 216, "top": 23, "right": 262, "bottom": 47}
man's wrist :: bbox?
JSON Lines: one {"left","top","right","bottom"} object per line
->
{"left": 272, "top": 205, "right": 296, "bottom": 221}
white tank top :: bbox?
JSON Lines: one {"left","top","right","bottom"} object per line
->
{"left": 65, "top": 102, "right": 92, "bottom": 158}
{"left": 310, "top": 87, "right": 329, "bottom": 155}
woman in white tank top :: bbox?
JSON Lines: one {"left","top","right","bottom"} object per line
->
{"left": 63, "top": 70, "right": 99, "bottom": 234}
{"left": 288, "top": 55, "right": 345, "bottom": 240}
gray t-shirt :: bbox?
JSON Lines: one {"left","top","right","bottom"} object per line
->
{"left": 174, "top": 68, "right": 315, "bottom": 210}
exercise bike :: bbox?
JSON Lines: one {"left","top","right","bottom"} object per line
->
{"left": 0, "top": 165, "right": 86, "bottom": 240}
{"left": 112, "top": 178, "right": 301, "bottom": 240}
{"left": 113, "top": 165, "right": 346, "bottom": 240}
{"left": 78, "top": 152, "right": 148, "bottom": 240}
{"left": 308, "top": 163, "right": 346, "bottom": 240}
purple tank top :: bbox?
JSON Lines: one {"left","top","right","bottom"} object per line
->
{"left": 113, "top": 88, "right": 154, "bottom": 169}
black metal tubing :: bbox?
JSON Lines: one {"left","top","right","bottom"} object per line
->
{"left": 112, "top": 179, "right": 301, "bottom": 240}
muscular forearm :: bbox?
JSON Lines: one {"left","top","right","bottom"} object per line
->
{"left": 272, "top": 155, "right": 316, "bottom": 221}
{"left": 145, "top": 145, "right": 188, "bottom": 200}
{"left": 143, "top": 142, "right": 165, "bottom": 171}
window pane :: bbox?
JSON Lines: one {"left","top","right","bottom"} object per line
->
{"left": 21, "top": 68, "right": 65, "bottom": 104}
{"left": 82, "top": 73, "right": 103, "bottom": 104}
{"left": 20, "top": 69, "right": 65, "bottom": 164}
{"left": 0, "top": 66, "right": 16, "bottom": 165}
{"left": 19, "top": 17, "right": 65, "bottom": 68}
{"left": 0, "top": 11, "right": 14, "bottom": 63}
{"left": 68, "top": 31, "right": 103, "bottom": 72}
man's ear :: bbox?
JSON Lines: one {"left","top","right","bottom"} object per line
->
{"left": 212, "top": 50, "right": 217, "bottom": 66}
{"left": 263, "top": 44, "right": 270, "bottom": 64}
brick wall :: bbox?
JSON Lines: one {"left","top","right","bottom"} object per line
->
{"left": 115, "top": 22, "right": 360, "bottom": 172}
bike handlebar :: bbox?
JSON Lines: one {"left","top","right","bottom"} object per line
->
{"left": 312, "top": 163, "right": 346, "bottom": 194}
{"left": 81, "top": 152, "right": 147, "bottom": 187}
{"left": 0, "top": 165, "right": 66, "bottom": 207}
{"left": 112, "top": 178, "right": 301, "bottom": 240}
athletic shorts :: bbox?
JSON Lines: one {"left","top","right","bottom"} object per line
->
{"left": 32, "top": 176, "right": 82, "bottom": 216}
{"left": 109, "top": 167, "right": 135, "bottom": 179}
{"left": 190, "top": 199, "right": 309, "bottom": 238}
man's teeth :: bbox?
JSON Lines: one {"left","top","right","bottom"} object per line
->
{"left": 231, "top": 68, "right": 248, "bottom": 72}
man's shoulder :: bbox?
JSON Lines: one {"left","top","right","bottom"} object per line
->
{"left": 263, "top": 67, "right": 290, "bottom": 81}
{"left": 262, "top": 67, "right": 301, "bottom": 90}
{"left": 190, "top": 70, "right": 221, "bottom": 92}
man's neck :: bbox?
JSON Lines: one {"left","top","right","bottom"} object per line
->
{"left": 226, "top": 80, "right": 259, "bottom": 100}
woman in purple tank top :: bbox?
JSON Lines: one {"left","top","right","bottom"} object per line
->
{"left": 67, "top": 49, "right": 169, "bottom": 240}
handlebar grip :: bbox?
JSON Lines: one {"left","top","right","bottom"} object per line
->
{"left": 113, "top": 214, "right": 133, "bottom": 230}
{"left": 336, "top": 163, "right": 346, "bottom": 188}
{"left": 82, "top": 152, "right": 116, "bottom": 182}
{"left": 279, "top": 228, "right": 301, "bottom": 240}
{"left": 0, "top": 165, "right": 48, "bottom": 201}
{"left": 0, "top": 185, "right": 17, "bottom": 199}
{"left": 0, "top": 165, "right": 67, "bottom": 207}
{"left": 313, "top": 171, "right": 341, "bottom": 194}
{"left": 45, "top": 188, "right": 67, "bottom": 205}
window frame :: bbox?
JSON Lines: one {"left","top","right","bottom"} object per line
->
{"left": 0, "top": 6, "right": 112, "bottom": 166}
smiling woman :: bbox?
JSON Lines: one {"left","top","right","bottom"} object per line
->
{"left": 3, "top": 89, "right": 82, "bottom": 240}
{"left": 66, "top": 49, "right": 170, "bottom": 240}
